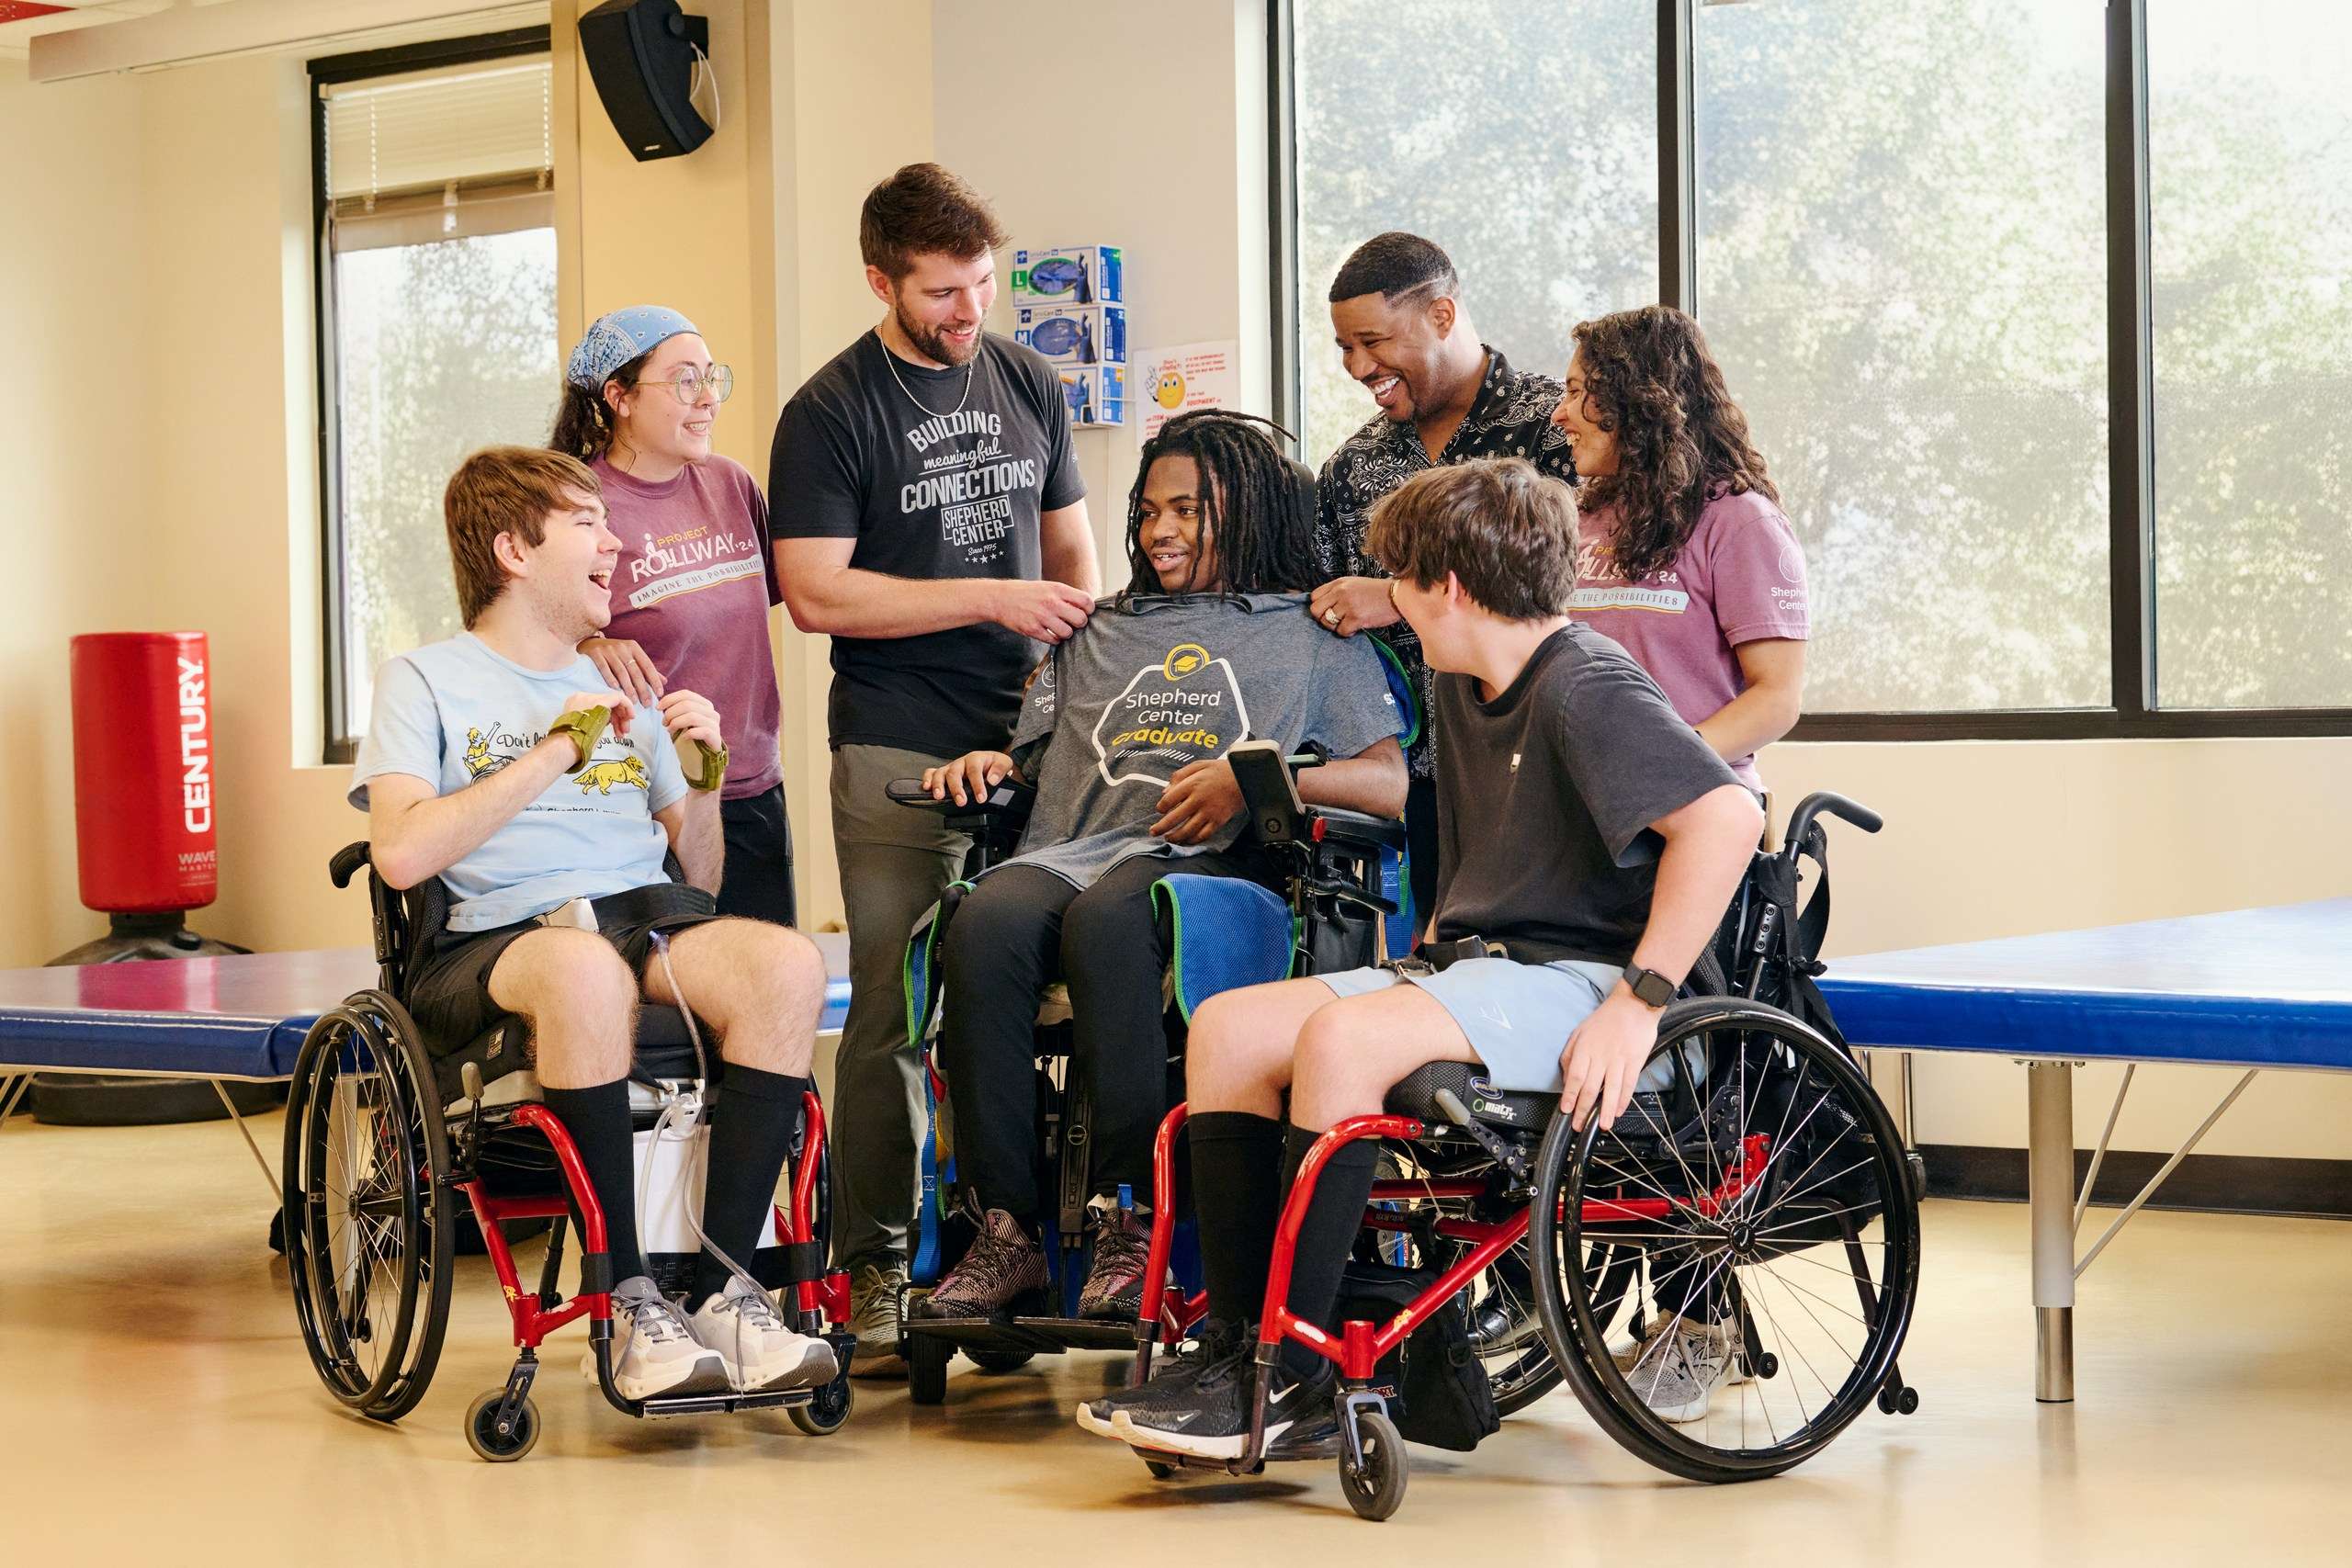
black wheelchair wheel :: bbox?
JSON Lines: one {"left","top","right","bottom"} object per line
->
{"left": 789, "top": 1369, "right": 855, "bottom": 1436}
{"left": 463, "top": 1389, "right": 540, "bottom": 1461}
{"left": 282, "top": 994, "right": 455, "bottom": 1424}
{"left": 907, "top": 1329, "right": 953, "bottom": 1405}
{"left": 1531, "top": 998, "right": 1920, "bottom": 1483}
{"left": 967, "top": 1347, "right": 1036, "bottom": 1374}
{"left": 1338, "top": 1408, "right": 1408, "bottom": 1521}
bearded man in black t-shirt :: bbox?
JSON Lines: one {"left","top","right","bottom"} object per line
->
{"left": 769, "top": 162, "right": 1101, "bottom": 1377}
{"left": 1080, "top": 457, "right": 1763, "bottom": 1461}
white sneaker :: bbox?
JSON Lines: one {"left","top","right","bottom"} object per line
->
{"left": 686, "top": 1276, "right": 839, "bottom": 1392}
{"left": 608, "top": 1276, "right": 729, "bottom": 1401}
{"left": 1612, "top": 1311, "right": 1747, "bottom": 1424}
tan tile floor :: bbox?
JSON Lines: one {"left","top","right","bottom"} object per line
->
{"left": 4, "top": 1108, "right": 2346, "bottom": 1564}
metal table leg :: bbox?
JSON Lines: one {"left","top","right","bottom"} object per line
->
{"left": 2027, "top": 1060, "right": 2075, "bottom": 1402}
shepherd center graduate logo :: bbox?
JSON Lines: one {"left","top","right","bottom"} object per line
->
{"left": 1091, "top": 642, "right": 1252, "bottom": 787}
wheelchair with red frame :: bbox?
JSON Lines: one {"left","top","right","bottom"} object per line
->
{"left": 1121, "top": 771, "right": 1923, "bottom": 1518}
{"left": 279, "top": 843, "right": 855, "bottom": 1461}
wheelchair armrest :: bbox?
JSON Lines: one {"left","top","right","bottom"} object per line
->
{"left": 1303, "top": 806, "right": 1407, "bottom": 854}
{"left": 330, "top": 840, "right": 372, "bottom": 889}
{"left": 887, "top": 776, "right": 1036, "bottom": 839}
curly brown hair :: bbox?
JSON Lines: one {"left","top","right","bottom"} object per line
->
{"left": 1568, "top": 306, "right": 1778, "bottom": 583}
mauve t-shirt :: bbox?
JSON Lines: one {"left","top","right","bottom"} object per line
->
{"left": 592, "top": 453, "right": 784, "bottom": 801}
{"left": 1567, "top": 488, "right": 1809, "bottom": 787}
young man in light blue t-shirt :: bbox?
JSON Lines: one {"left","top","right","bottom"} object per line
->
{"left": 350, "top": 445, "right": 834, "bottom": 1402}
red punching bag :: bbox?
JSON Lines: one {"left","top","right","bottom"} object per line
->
{"left": 70, "top": 630, "right": 220, "bottom": 915}
{"left": 39, "top": 632, "right": 258, "bottom": 1126}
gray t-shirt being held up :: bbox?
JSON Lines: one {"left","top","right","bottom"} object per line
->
{"left": 1431, "top": 623, "right": 1739, "bottom": 967}
{"left": 1002, "top": 592, "right": 1403, "bottom": 888}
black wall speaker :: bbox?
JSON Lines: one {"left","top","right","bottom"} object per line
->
{"left": 579, "top": 0, "right": 713, "bottom": 162}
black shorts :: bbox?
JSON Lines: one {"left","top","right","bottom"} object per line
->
{"left": 403, "top": 882, "right": 721, "bottom": 1057}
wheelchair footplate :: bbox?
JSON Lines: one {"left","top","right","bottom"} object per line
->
{"left": 905, "top": 1314, "right": 1137, "bottom": 1356}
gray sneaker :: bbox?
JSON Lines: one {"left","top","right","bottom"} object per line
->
{"left": 1612, "top": 1311, "right": 1746, "bottom": 1424}
{"left": 846, "top": 1258, "right": 910, "bottom": 1379}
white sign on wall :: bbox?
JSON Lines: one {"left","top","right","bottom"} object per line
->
{"left": 1134, "top": 340, "right": 1242, "bottom": 440}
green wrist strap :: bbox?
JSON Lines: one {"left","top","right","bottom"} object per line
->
{"left": 675, "top": 734, "right": 729, "bottom": 793}
{"left": 549, "top": 705, "right": 610, "bottom": 772}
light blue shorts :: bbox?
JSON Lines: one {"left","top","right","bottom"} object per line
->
{"left": 1315, "top": 956, "right": 1699, "bottom": 1096}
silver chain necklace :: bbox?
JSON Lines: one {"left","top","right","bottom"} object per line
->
{"left": 881, "top": 335, "right": 976, "bottom": 419}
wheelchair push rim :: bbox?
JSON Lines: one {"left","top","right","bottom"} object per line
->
{"left": 282, "top": 992, "right": 455, "bottom": 1422}
{"left": 1532, "top": 998, "right": 1920, "bottom": 1483}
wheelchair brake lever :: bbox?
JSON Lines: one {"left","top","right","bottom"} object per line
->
{"left": 1301, "top": 874, "right": 1398, "bottom": 919}
{"left": 1431, "top": 1089, "right": 1532, "bottom": 1182}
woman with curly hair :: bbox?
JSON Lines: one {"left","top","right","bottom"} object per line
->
{"left": 1550, "top": 306, "right": 1808, "bottom": 788}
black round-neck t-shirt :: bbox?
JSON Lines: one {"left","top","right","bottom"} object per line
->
{"left": 767, "top": 330, "right": 1086, "bottom": 757}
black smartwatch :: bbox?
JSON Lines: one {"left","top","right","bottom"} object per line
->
{"left": 1621, "top": 963, "right": 1676, "bottom": 1009}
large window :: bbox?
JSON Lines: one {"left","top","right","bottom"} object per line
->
{"left": 1291, "top": 0, "right": 1657, "bottom": 463}
{"left": 314, "top": 31, "right": 560, "bottom": 755}
{"left": 1279, "top": 1, "right": 2352, "bottom": 737}
{"left": 2148, "top": 1, "right": 2352, "bottom": 709}
{"left": 1696, "top": 1, "right": 2109, "bottom": 713}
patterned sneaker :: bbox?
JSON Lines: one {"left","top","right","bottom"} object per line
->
{"left": 1612, "top": 1311, "right": 1745, "bottom": 1424}
{"left": 608, "top": 1275, "right": 728, "bottom": 1401}
{"left": 846, "top": 1258, "right": 909, "bottom": 1380}
{"left": 1075, "top": 1203, "right": 1160, "bottom": 1322}
{"left": 1111, "top": 1349, "right": 1335, "bottom": 1461}
{"left": 1075, "top": 1317, "right": 1246, "bottom": 1438}
{"left": 909, "top": 1204, "right": 1049, "bottom": 1320}
{"left": 685, "top": 1276, "right": 839, "bottom": 1392}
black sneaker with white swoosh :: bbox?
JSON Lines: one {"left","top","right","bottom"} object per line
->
{"left": 1111, "top": 1348, "right": 1337, "bottom": 1461}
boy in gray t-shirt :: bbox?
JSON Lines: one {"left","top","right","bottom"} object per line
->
{"left": 1092, "top": 457, "right": 1762, "bottom": 1462}
{"left": 906, "top": 412, "right": 1408, "bottom": 1327}
{"left": 353, "top": 445, "right": 838, "bottom": 1407}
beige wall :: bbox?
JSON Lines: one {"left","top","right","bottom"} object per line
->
{"left": 929, "top": 0, "right": 1271, "bottom": 571}
{"left": 1768, "top": 738, "right": 2352, "bottom": 1159}
{"left": 0, "top": 66, "right": 149, "bottom": 964}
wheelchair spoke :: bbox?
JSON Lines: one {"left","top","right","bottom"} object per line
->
{"left": 1743, "top": 1262, "right": 1846, "bottom": 1416}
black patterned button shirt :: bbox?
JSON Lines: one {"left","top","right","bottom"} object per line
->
{"left": 1311, "top": 345, "right": 1577, "bottom": 778}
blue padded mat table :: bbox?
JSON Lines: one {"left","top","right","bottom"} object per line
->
{"left": 1815, "top": 898, "right": 2351, "bottom": 1404}
{"left": 0, "top": 932, "right": 852, "bottom": 1083}
{"left": 1817, "top": 897, "right": 2352, "bottom": 1071}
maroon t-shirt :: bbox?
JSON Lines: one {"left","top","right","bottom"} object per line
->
{"left": 592, "top": 454, "right": 785, "bottom": 800}
{"left": 1568, "top": 488, "right": 1809, "bottom": 787}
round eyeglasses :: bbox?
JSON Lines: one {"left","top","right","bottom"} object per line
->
{"left": 639, "top": 364, "right": 734, "bottom": 405}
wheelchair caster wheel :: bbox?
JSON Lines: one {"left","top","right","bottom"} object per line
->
{"left": 464, "top": 1390, "right": 540, "bottom": 1462}
{"left": 789, "top": 1371, "right": 854, "bottom": 1436}
{"left": 1144, "top": 1459, "right": 1177, "bottom": 1481}
{"left": 907, "top": 1332, "right": 952, "bottom": 1405}
{"left": 1339, "top": 1409, "right": 1408, "bottom": 1522}
{"left": 967, "top": 1348, "right": 1035, "bottom": 1374}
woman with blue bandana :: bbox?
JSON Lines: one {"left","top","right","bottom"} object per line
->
{"left": 550, "top": 305, "right": 797, "bottom": 925}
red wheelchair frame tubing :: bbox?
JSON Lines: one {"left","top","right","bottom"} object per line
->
{"left": 1136, "top": 1104, "right": 1774, "bottom": 1385}
{"left": 455, "top": 1091, "right": 846, "bottom": 1349}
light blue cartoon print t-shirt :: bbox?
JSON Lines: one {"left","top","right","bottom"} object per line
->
{"left": 349, "top": 633, "right": 689, "bottom": 931}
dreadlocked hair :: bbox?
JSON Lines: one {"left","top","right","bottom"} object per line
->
{"left": 548, "top": 348, "right": 652, "bottom": 462}
{"left": 1120, "top": 410, "right": 1318, "bottom": 603}
{"left": 1568, "top": 305, "right": 1778, "bottom": 584}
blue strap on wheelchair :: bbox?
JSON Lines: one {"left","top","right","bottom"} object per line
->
{"left": 902, "top": 883, "right": 971, "bottom": 1044}
{"left": 1153, "top": 874, "right": 1295, "bottom": 1021}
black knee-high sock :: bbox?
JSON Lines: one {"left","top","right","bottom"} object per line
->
{"left": 543, "top": 1080, "right": 645, "bottom": 1282}
{"left": 690, "top": 1065, "right": 811, "bottom": 1310}
{"left": 1277, "top": 1122, "right": 1382, "bottom": 1380}
{"left": 1186, "top": 1111, "right": 1287, "bottom": 1327}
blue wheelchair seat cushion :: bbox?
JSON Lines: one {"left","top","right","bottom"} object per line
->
{"left": 1155, "top": 874, "right": 1294, "bottom": 1021}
